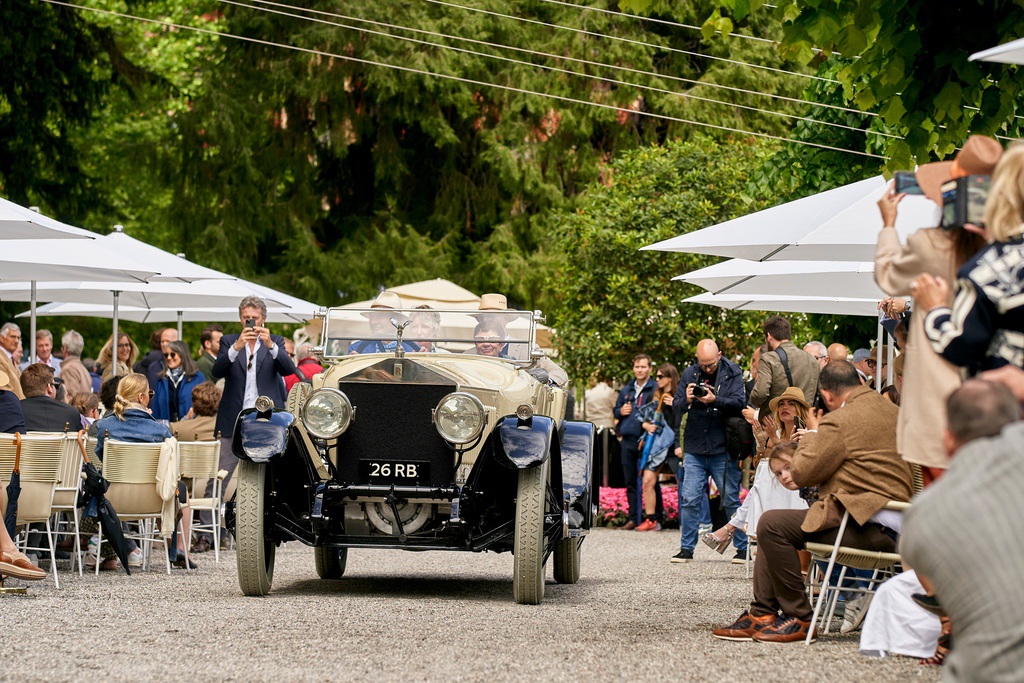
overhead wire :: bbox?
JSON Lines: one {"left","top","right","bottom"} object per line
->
{"left": 40, "top": 0, "right": 886, "bottom": 159}
{"left": 417, "top": 0, "right": 840, "bottom": 84}
{"left": 220, "top": 0, "right": 895, "bottom": 139}
{"left": 241, "top": 0, "right": 877, "bottom": 118}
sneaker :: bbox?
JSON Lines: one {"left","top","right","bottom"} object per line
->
{"left": 840, "top": 593, "right": 874, "bottom": 633}
{"left": 712, "top": 610, "right": 777, "bottom": 641}
{"left": 636, "top": 519, "right": 661, "bottom": 532}
{"left": 753, "top": 615, "right": 816, "bottom": 643}
{"left": 670, "top": 548, "right": 694, "bottom": 563}
{"left": 731, "top": 550, "right": 748, "bottom": 564}
{"left": 84, "top": 552, "right": 98, "bottom": 567}
{"left": 126, "top": 548, "right": 143, "bottom": 567}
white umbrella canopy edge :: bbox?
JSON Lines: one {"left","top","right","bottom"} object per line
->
{"left": 683, "top": 293, "right": 880, "bottom": 317}
{"left": 674, "top": 259, "right": 885, "bottom": 300}
{"left": 98, "top": 226, "right": 236, "bottom": 283}
{"left": 0, "top": 196, "right": 98, "bottom": 240}
{"left": 0, "top": 279, "right": 294, "bottom": 309}
{"left": 19, "top": 302, "right": 312, "bottom": 325}
{"left": 642, "top": 177, "right": 886, "bottom": 260}
{"left": 970, "top": 37, "right": 1024, "bottom": 64}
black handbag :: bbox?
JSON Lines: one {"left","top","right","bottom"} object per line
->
{"left": 725, "top": 416, "right": 754, "bottom": 459}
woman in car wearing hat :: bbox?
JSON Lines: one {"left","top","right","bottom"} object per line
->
{"left": 873, "top": 135, "right": 1003, "bottom": 486}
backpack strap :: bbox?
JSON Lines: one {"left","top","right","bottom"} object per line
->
{"left": 293, "top": 366, "right": 308, "bottom": 383}
{"left": 773, "top": 346, "right": 795, "bottom": 386}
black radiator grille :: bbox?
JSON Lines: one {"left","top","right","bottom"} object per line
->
{"left": 335, "top": 380, "right": 456, "bottom": 487}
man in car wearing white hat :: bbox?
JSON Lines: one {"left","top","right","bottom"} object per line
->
{"left": 348, "top": 291, "right": 421, "bottom": 355}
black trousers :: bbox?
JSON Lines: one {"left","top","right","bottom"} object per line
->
{"left": 620, "top": 438, "right": 663, "bottom": 523}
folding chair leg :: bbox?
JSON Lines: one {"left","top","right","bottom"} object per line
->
{"left": 45, "top": 520, "right": 59, "bottom": 589}
{"left": 95, "top": 524, "right": 103, "bottom": 576}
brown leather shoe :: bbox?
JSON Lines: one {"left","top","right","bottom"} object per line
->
{"left": 712, "top": 611, "right": 777, "bottom": 641}
{"left": 619, "top": 520, "right": 638, "bottom": 531}
{"left": 752, "top": 616, "right": 815, "bottom": 643}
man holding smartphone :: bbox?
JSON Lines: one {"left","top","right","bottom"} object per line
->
{"left": 207, "top": 296, "right": 296, "bottom": 540}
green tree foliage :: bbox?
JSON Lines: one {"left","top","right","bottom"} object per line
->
{"left": 685, "top": 0, "right": 1024, "bottom": 170}
{"left": 550, "top": 135, "right": 819, "bottom": 381}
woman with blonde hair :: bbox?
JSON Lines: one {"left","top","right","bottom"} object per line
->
{"left": 916, "top": 141, "right": 1024, "bottom": 374}
{"left": 92, "top": 373, "right": 197, "bottom": 569}
{"left": 97, "top": 332, "right": 139, "bottom": 382}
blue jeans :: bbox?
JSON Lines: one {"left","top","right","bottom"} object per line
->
{"left": 678, "top": 452, "right": 747, "bottom": 552}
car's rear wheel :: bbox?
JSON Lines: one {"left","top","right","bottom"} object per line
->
{"left": 553, "top": 537, "right": 581, "bottom": 584}
{"left": 236, "top": 460, "right": 275, "bottom": 596}
{"left": 314, "top": 546, "right": 348, "bottom": 579}
{"left": 513, "top": 459, "right": 548, "bottom": 605}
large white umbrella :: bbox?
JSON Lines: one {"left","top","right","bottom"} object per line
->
{"left": 970, "top": 38, "right": 1024, "bottom": 64}
{"left": 643, "top": 177, "right": 938, "bottom": 262}
{"left": 684, "top": 292, "right": 878, "bottom": 317}
{"left": 0, "top": 196, "right": 97, "bottom": 240}
{"left": 675, "top": 259, "right": 885, "bottom": 300}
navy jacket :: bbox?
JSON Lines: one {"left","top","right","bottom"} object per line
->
{"left": 613, "top": 378, "right": 657, "bottom": 440}
{"left": 212, "top": 333, "right": 296, "bottom": 438}
{"left": 20, "top": 395, "right": 82, "bottom": 433}
{"left": 152, "top": 371, "right": 206, "bottom": 423}
{"left": 674, "top": 357, "right": 745, "bottom": 456}
{"left": 0, "top": 391, "right": 26, "bottom": 434}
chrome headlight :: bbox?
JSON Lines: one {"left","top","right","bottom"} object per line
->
{"left": 433, "top": 392, "right": 486, "bottom": 445}
{"left": 301, "top": 388, "right": 353, "bottom": 439}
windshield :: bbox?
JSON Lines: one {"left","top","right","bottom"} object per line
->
{"left": 320, "top": 307, "right": 536, "bottom": 359}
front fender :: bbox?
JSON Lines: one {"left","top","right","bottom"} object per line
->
{"left": 559, "top": 421, "right": 597, "bottom": 529}
{"left": 495, "top": 415, "right": 554, "bottom": 469}
{"left": 232, "top": 408, "right": 295, "bottom": 463}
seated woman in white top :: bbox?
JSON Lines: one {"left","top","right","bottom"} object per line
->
{"left": 702, "top": 441, "right": 807, "bottom": 552}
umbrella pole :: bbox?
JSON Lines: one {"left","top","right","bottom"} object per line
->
{"left": 112, "top": 291, "right": 120, "bottom": 355}
{"left": 875, "top": 322, "right": 883, "bottom": 393}
{"left": 177, "top": 311, "right": 183, "bottom": 340}
{"left": 29, "top": 281, "right": 36, "bottom": 364}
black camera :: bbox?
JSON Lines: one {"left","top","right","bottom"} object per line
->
{"left": 941, "top": 175, "right": 990, "bottom": 230}
{"left": 692, "top": 384, "right": 708, "bottom": 398}
{"left": 245, "top": 318, "right": 256, "bottom": 329}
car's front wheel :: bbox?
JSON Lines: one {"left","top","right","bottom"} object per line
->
{"left": 513, "top": 459, "right": 549, "bottom": 605}
{"left": 553, "top": 537, "right": 581, "bottom": 584}
{"left": 236, "top": 460, "right": 276, "bottom": 596}
{"left": 314, "top": 546, "right": 348, "bottom": 579}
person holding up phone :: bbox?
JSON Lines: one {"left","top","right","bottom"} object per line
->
{"left": 874, "top": 134, "right": 1002, "bottom": 486}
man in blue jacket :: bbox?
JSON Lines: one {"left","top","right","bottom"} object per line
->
{"left": 613, "top": 354, "right": 657, "bottom": 530}
{"left": 672, "top": 339, "right": 747, "bottom": 563}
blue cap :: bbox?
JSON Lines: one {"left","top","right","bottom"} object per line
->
{"left": 852, "top": 348, "right": 872, "bottom": 363}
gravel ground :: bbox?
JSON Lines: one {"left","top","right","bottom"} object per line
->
{"left": 2, "top": 528, "right": 939, "bottom": 683}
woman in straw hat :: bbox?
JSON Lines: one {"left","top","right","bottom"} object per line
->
{"left": 874, "top": 135, "right": 1003, "bottom": 485}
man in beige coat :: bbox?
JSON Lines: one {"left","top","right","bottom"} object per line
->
{"left": 748, "top": 315, "right": 819, "bottom": 414}
{"left": 0, "top": 323, "right": 24, "bottom": 399}
{"left": 58, "top": 330, "right": 93, "bottom": 398}
{"left": 713, "top": 361, "right": 913, "bottom": 644}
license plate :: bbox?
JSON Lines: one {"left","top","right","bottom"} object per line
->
{"left": 358, "top": 460, "right": 430, "bottom": 483}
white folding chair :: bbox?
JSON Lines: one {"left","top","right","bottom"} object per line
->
{"left": 803, "top": 500, "right": 909, "bottom": 643}
{"left": 179, "top": 440, "right": 224, "bottom": 563}
{"left": 50, "top": 432, "right": 89, "bottom": 576}
{"left": 99, "top": 438, "right": 183, "bottom": 574}
{"left": 0, "top": 433, "right": 66, "bottom": 587}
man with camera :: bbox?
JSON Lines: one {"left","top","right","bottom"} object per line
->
{"left": 672, "top": 339, "right": 746, "bottom": 563}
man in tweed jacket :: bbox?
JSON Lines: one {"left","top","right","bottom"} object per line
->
{"left": 713, "top": 361, "right": 913, "bottom": 643}
{"left": 902, "top": 380, "right": 1023, "bottom": 681}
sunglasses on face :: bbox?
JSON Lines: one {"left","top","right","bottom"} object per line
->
{"left": 118, "top": 343, "right": 131, "bottom": 349}
{"left": 866, "top": 359, "right": 877, "bottom": 367}
{"left": 655, "top": 374, "right": 666, "bottom": 379}
{"left": 163, "top": 352, "right": 178, "bottom": 360}
{"left": 147, "top": 390, "right": 154, "bottom": 399}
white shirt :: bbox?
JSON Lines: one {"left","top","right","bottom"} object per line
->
{"left": 227, "top": 340, "right": 278, "bottom": 411}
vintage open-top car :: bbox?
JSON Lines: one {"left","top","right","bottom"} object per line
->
{"left": 228, "top": 304, "right": 597, "bottom": 604}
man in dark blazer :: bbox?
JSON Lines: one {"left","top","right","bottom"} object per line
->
{"left": 19, "top": 363, "right": 82, "bottom": 432}
{"left": 203, "top": 297, "right": 295, "bottom": 545}
{"left": 0, "top": 367, "right": 26, "bottom": 434}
